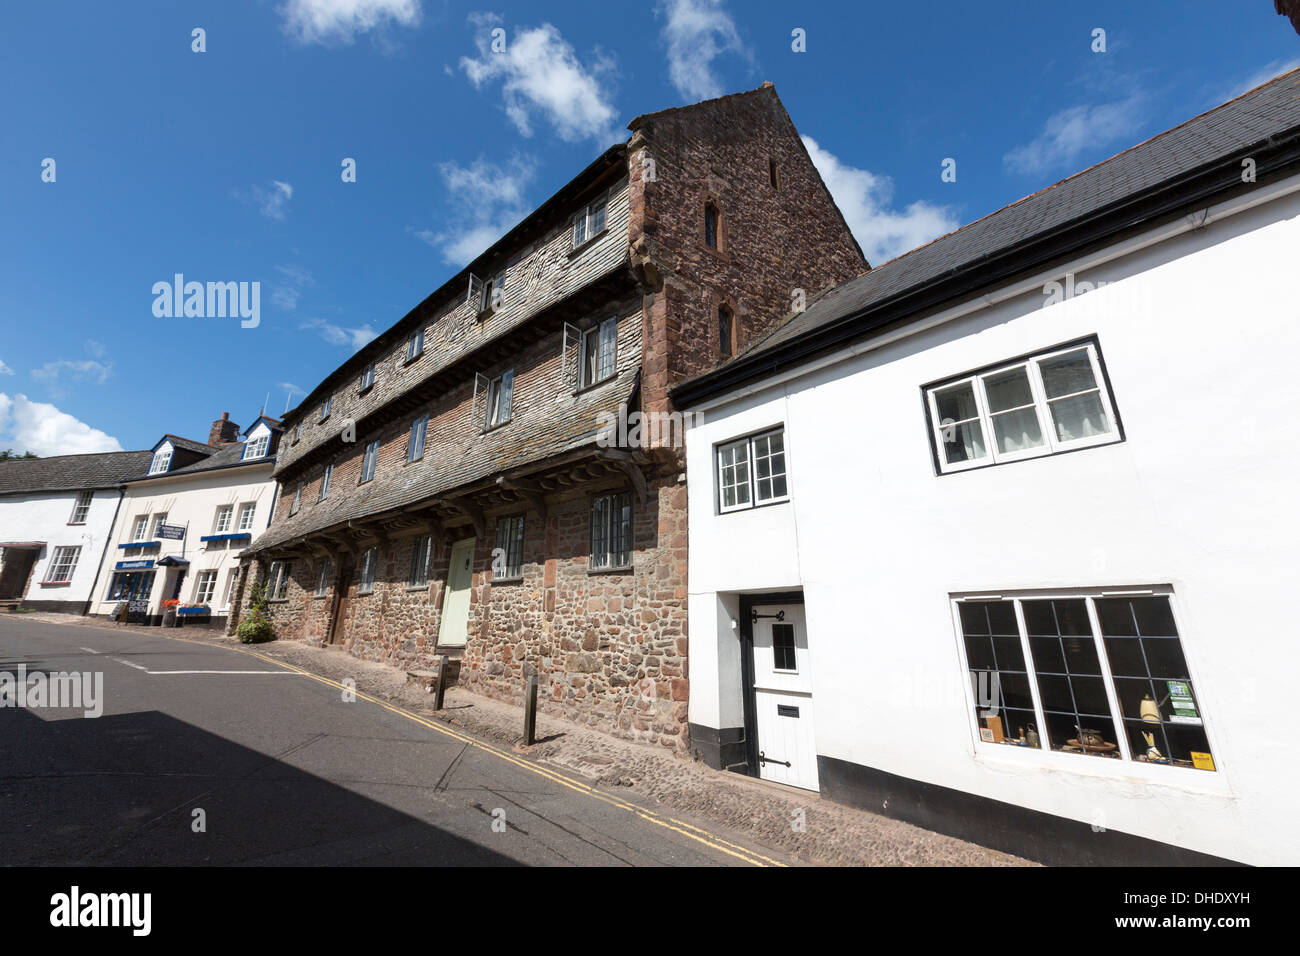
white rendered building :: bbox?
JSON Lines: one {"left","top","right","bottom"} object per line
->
{"left": 672, "top": 71, "right": 1300, "bottom": 865}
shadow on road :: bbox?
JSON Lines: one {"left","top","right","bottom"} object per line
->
{"left": 0, "top": 705, "right": 519, "bottom": 866}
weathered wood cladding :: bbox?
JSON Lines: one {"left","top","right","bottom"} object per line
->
{"left": 276, "top": 175, "right": 632, "bottom": 480}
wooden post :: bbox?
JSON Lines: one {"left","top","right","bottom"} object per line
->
{"left": 433, "top": 654, "right": 448, "bottom": 711}
{"left": 524, "top": 674, "right": 538, "bottom": 745}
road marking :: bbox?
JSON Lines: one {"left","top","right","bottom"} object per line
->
{"left": 77, "top": 646, "right": 101, "bottom": 655}
{"left": 106, "top": 656, "right": 290, "bottom": 676}
{"left": 152, "top": 631, "right": 787, "bottom": 867}
{"left": 143, "top": 670, "right": 295, "bottom": 675}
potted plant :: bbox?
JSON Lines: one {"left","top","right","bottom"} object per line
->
{"left": 161, "top": 598, "right": 180, "bottom": 628}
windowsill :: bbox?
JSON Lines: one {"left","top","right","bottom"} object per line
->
{"left": 403, "top": 353, "right": 423, "bottom": 366}
{"left": 357, "top": 587, "right": 374, "bottom": 596}
{"left": 588, "top": 564, "right": 632, "bottom": 576}
{"left": 567, "top": 227, "right": 608, "bottom": 258}
{"left": 490, "top": 575, "right": 523, "bottom": 585}
{"left": 313, "top": 594, "right": 327, "bottom": 600}
{"left": 404, "top": 456, "right": 423, "bottom": 466}
{"left": 970, "top": 738, "right": 1229, "bottom": 793}
{"left": 482, "top": 418, "right": 511, "bottom": 434}
{"left": 39, "top": 581, "right": 72, "bottom": 587}
{"left": 406, "top": 584, "right": 430, "bottom": 592}
{"left": 359, "top": 384, "right": 374, "bottom": 396}
{"left": 475, "top": 306, "right": 499, "bottom": 321}
{"left": 268, "top": 598, "right": 290, "bottom": 604}
{"left": 67, "top": 522, "right": 86, "bottom": 527}
{"left": 574, "top": 373, "right": 617, "bottom": 397}
{"left": 935, "top": 435, "right": 1123, "bottom": 477}
{"left": 699, "top": 242, "right": 731, "bottom": 263}
{"left": 718, "top": 496, "right": 790, "bottom": 516}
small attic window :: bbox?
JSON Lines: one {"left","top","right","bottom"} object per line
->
{"left": 149, "top": 446, "right": 172, "bottom": 475}
{"left": 243, "top": 434, "right": 270, "bottom": 460}
{"left": 718, "top": 305, "right": 734, "bottom": 358}
{"left": 769, "top": 158, "right": 781, "bottom": 190}
{"left": 704, "top": 202, "right": 720, "bottom": 250}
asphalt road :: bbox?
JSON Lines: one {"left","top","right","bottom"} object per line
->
{"left": 0, "top": 616, "right": 788, "bottom": 866}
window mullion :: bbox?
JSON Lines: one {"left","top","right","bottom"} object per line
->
{"left": 1011, "top": 599, "right": 1050, "bottom": 746}
{"left": 1025, "top": 358, "right": 1059, "bottom": 454}
{"left": 1085, "top": 596, "right": 1134, "bottom": 762}
{"left": 970, "top": 375, "right": 1000, "bottom": 464}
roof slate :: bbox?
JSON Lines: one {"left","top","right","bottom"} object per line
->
{"left": 712, "top": 68, "right": 1300, "bottom": 372}
{"left": 0, "top": 450, "right": 154, "bottom": 495}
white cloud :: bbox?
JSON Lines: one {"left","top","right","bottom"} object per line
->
{"left": 413, "top": 155, "right": 536, "bottom": 266}
{"left": 84, "top": 340, "right": 107, "bottom": 360}
{"left": 801, "top": 135, "right": 961, "bottom": 266}
{"left": 0, "top": 358, "right": 12, "bottom": 375}
{"left": 1003, "top": 95, "right": 1145, "bottom": 177}
{"left": 459, "top": 13, "right": 620, "bottom": 144}
{"left": 657, "top": 0, "right": 750, "bottom": 102}
{"left": 31, "top": 359, "right": 113, "bottom": 386}
{"left": 280, "top": 0, "right": 421, "bottom": 46}
{"left": 301, "top": 317, "right": 378, "bottom": 351}
{"left": 233, "top": 180, "right": 294, "bottom": 221}
{"left": 1220, "top": 58, "right": 1300, "bottom": 102}
{"left": 0, "top": 393, "right": 123, "bottom": 456}
{"left": 272, "top": 264, "right": 315, "bottom": 311}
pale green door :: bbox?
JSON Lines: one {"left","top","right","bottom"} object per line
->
{"left": 438, "top": 537, "right": 475, "bottom": 647}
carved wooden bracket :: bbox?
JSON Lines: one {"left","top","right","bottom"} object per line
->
{"left": 495, "top": 476, "right": 548, "bottom": 522}
{"left": 598, "top": 450, "right": 648, "bottom": 504}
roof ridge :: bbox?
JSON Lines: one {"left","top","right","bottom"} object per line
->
{"left": 628, "top": 82, "right": 776, "bottom": 130}
{"left": 866, "top": 66, "right": 1300, "bottom": 274}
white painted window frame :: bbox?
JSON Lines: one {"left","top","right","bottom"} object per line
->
{"left": 69, "top": 491, "right": 92, "bottom": 524}
{"left": 236, "top": 502, "right": 256, "bottom": 532}
{"left": 927, "top": 341, "right": 1120, "bottom": 474}
{"left": 951, "top": 585, "right": 1219, "bottom": 776}
{"left": 193, "top": 569, "right": 218, "bottom": 605}
{"left": 213, "top": 505, "right": 233, "bottom": 534}
{"left": 47, "top": 546, "right": 81, "bottom": 583}
{"left": 715, "top": 427, "right": 789, "bottom": 514}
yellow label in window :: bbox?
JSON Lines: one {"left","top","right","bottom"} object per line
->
{"left": 1191, "top": 751, "right": 1215, "bottom": 771}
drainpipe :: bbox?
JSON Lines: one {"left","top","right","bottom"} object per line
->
{"left": 83, "top": 486, "right": 125, "bottom": 617}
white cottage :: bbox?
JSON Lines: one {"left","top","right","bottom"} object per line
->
{"left": 0, "top": 450, "right": 153, "bottom": 611}
{"left": 87, "top": 413, "right": 283, "bottom": 627}
{"left": 672, "top": 70, "right": 1300, "bottom": 865}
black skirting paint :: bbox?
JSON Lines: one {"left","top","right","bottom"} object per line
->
{"left": 817, "top": 754, "right": 1244, "bottom": 867}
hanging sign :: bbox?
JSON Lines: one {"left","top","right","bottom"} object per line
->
{"left": 157, "top": 524, "right": 186, "bottom": 540}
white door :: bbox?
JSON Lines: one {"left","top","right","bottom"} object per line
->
{"left": 438, "top": 537, "right": 475, "bottom": 647}
{"left": 751, "top": 604, "right": 819, "bottom": 791}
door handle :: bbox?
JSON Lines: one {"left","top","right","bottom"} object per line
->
{"left": 758, "top": 750, "right": 791, "bottom": 768}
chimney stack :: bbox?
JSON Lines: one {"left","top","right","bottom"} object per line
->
{"left": 208, "top": 411, "right": 240, "bottom": 445}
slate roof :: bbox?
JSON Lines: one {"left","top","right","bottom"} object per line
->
{"left": 0, "top": 450, "right": 154, "bottom": 496}
{"left": 159, "top": 434, "right": 219, "bottom": 456}
{"left": 673, "top": 67, "right": 1300, "bottom": 403}
{"left": 131, "top": 441, "right": 274, "bottom": 481}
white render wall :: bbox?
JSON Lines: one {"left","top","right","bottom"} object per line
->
{"left": 88, "top": 465, "right": 277, "bottom": 616}
{"left": 685, "top": 179, "right": 1300, "bottom": 865}
{"left": 0, "top": 488, "right": 123, "bottom": 605}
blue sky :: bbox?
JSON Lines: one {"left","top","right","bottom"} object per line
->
{"left": 1, "top": 0, "right": 1296, "bottom": 456}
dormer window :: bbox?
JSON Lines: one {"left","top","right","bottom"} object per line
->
{"left": 360, "top": 362, "right": 376, "bottom": 392}
{"left": 573, "top": 198, "right": 607, "bottom": 248}
{"left": 243, "top": 434, "right": 270, "bottom": 460}
{"left": 149, "top": 446, "right": 172, "bottom": 475}
{"left": 320, "top": 396, "right": 332, "bottom": 422}
{"left": 405, "top": 330, "right": 424, "bottom": 363}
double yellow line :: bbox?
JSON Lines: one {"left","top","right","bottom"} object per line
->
{"left": 157, "top": 631, "right": 787, "bottom": 867}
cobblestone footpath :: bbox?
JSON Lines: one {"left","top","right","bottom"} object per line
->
{"left": 13, "top": 612, "right": 1034, "bottom": 867}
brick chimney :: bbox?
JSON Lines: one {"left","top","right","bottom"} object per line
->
{"left": 208, "top": 412, "right": 240, "bottom": 445}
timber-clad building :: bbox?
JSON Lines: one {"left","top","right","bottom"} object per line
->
{"left": 232, "top": 84, "right": 866, "bottom": 749}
